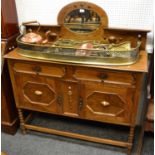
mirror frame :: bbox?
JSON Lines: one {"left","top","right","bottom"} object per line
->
{"left": 57, "top": 1, "right": 108, "bottom": 40}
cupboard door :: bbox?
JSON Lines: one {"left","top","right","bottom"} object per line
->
{"left": 13, "top": 72, "right": 61, "bottom": 114}
{"left": 83, "top": 82, "right": 134, "bottom": 125}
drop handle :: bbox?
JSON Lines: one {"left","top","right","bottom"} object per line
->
{"left": 34, "top": 90, "right": 43, "bottom": 96}
{"left": 101, "top": 101, "right": 110, "bottom": 107}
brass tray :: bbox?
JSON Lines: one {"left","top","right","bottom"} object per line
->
{"left": 16, "top": 35, "right": 141, "bottom": 66}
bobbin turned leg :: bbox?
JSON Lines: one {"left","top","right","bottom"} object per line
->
{"left": 127, "top": 126, "right": 135, "bottom": 155}
{"left": 18, "top": 108, "right": 26, "bottom": 134}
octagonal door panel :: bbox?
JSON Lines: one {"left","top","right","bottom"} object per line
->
{"left": 83, "top": 82, "right": 134, "bottom": 125}
{"left": 14, "top": 72, "right": 60, "bottom": 114}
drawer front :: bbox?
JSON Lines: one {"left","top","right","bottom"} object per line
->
{"left": 13, "top": 72, "right": 61, "bottom": 114}
{"left": 83, "top": 82, "right": 134, "bottom": 125}
{"left": 74, "top": 67, "right": 135, "bottom": 86}
{"left": 13, "top": 62, "right": 65, "bottom": 78}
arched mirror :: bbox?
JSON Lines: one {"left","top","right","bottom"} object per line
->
{"left": 64, "top": 8, "right": 101, "bottom": 33}
{"left": 58, "top": 1, "right": 108, "bottom": 35}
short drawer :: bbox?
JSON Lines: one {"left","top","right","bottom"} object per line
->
{"left": 13, "top": 61, "right": 65, "bottom": 78}
{"left": 73, "top": 67, "right": 135, "bottom": 85}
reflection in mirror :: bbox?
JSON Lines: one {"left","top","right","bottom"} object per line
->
{"left": 64, "top": 9, "right": 101, "bottom": 33}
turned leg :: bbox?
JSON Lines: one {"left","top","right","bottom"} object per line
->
{"left": 18, "top": 109, "right": 26, "bottom": 134}
{"left": 127, "top": 126, "right": 135, "bottom": 155}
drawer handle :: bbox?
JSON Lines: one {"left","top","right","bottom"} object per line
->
{"left": 33, "top": 66, "right": 41, "bottom": 73}
{"left": 101, "top": 101, "right": 110, "bottom": 107}
{"left": 34, "top": 90, "right": 43, "bottom": 96}
{"left": 100, "top": 73, "right": 108, "bottom": 81}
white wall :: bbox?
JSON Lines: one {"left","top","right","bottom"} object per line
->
{"left": 15, "top": 0, "right": 154, "bottom": 52}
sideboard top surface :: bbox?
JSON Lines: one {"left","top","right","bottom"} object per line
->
{"left": 4, "top": 48, "right": 148, "bottom": 73}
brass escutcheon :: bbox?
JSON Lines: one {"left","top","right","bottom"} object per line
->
{"left": 101, "top": 101, "right": 110, "bottom": 107}
{"left": 34, "top": 90, "right": 43, "bottom": 96}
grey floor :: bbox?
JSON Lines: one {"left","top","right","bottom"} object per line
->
{"left": 1, "top": 113, "right": 154, "bottom": 155}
